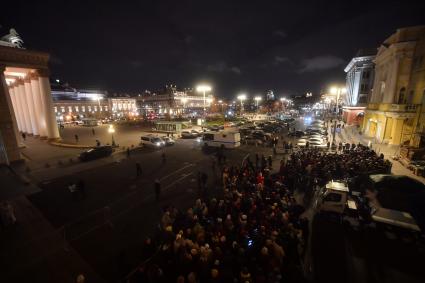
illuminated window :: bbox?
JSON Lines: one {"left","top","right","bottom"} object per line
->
{"left": 99, "top": 106, "right": 103, "bottom": 111}
{"left": 75, "top": 106, "right": 79, "bottom": 112}
{"left": 54, "top": 107, "right": 57, "bottom": 113}
{"left": 94, "top": 106, "right": 97, "bottom": 112}
{"left": 82, "top": 106, "right": 85, "bottom": 112}
{"left": 104, "top": 106, "right": 108, "bottom": 111}
{"left": 61, "top": 106, "right": 65, "bottom": 113}
{"left": 88, "top": 106, "right": 92, "bottom": 111}
{"left": 68, "top": 106, "right": 72, "bottom": 112}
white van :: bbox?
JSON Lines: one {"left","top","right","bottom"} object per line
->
{"left": 140, "top": 135, "right": 165, "bottom": 149}
{"left": 202, "top": 131, "right": 241, "bottom": 149}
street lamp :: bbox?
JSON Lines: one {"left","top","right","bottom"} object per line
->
{"left": 254, "top": 96, "right": 262, "bottom": 111}
{"left": 196, "top": 85, "right": 212, "bottom": 113}
{"left": 237, "top": 94, "right": 247, "bottom": 114}
{"left": 181, "top": 97, "right": 188, "bottom": 113}
{"left": 218, "top": 100, "right": 224, "bottom": 113}
{"left": 280, "top": 97, "right": 286, "bottom": 111}
{"left": 108, "top": 124, "right": 116, "bottom": 147}
{"left": 330, "top": 86, "right": 346, "bottom": 115}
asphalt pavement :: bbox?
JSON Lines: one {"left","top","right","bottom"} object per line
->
{"left": 21, "top": 136, "right": 279, "bottom": 282}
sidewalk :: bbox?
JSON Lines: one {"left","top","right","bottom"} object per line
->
{"left": 0, "top": 170, "right": 104, "bottom": 283}
{"left": 339, "top": 126, "right": 425, "bottom": 184}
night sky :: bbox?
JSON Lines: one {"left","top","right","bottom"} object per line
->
{"left": 2, "top": 0, "right": 425, "bottom": 98}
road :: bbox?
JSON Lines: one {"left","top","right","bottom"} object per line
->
{"left": 11, "top": 117, "right": 425, "bottom": 283}
{"left": 23, "top": 136, "right": 277, "bottom": 282}
{"left": 290, "top": 117, "right": 425, "bottom": 283}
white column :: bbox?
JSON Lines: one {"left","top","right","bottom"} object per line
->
{"left": 38, "top": 71, "right": 59, "bottom": 139}
{"left": 24, "top": 78, "right": 39, "bottom": 135}
{"left": 18, "top": 81, "right": 33, "bottom": 134}
{"left": 8, "top": 87, "right": 22, "bottom": 132}
{"left": 13, "top": 85, "right": 27, "bottom": 133}
{"left": 0, "top": 67, "right": 21, "bottom": 164}
{"left": 30, "top": 75, "right": 47, "bottom": 137}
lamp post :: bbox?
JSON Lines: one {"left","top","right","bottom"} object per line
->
{"left": 329, "top": 86, "right": 347, "bottom": 145}
{"left": 280, "top": 97, "right": 286, "bottom": 111}
{"left": 218, "top": 100, "right": 223, "bottom": 113}
{"left": 108, "top": 124, "right": 116, "bottom": 147}
{"left": 181, "top": 97, "right": 187, "bottom": 114}
{"left": 254, "top": 96, "right": 262, "bottom": 112}
{"left": 237, "top": 94, "right": 247, "bottom": 115}
{"left": 196, "top": 85, "right": 212, "bottom": 114}
{"left": 330, "top": 86, "right": 347, "bottom": 115}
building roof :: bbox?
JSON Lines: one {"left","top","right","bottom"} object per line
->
{"left": 355, "top": 48, "right": 377, "bottom": 57}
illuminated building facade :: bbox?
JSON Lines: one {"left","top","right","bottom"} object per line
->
{"left": 343, "top": 49, "right": 376, "bottom": 125}
{"left": 138, "top": 85, "right": 213, "bottom": 117}
{"left": 363, "top": 26, "right": 425, "bottom": 146}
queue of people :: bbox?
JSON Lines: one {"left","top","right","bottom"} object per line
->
{"left": 130, "top": 156, "right": 307, "bottom": 282}
{"left": 128, "top": 138, "right": 391, "bottom": 283}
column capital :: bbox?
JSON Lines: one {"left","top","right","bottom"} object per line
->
{"left": 29, "top": 71, "right": 39, "bottom": 80}
{"left": 16, "top": 78, "right": 25, "bottom": 85}
{"left": 24, "top": 75, "right": 32, "bottom": 83}
{"left": 36, "top": 68, "right": 50, "bottom": 77}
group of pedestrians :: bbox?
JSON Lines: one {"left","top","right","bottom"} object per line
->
{"left": 130, "top": 149, "right": 307, "bottom": 283}
{"left": 0, "top": 201, "right": 17, "bottom": 228}
{"left": 126, "top": 130, "right": 395, "bottom": 283}
{"left": 68, "top": 180, "right": 86, "bottom": 200}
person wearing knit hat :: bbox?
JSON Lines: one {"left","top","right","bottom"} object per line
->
{"left": 211, "top": 268, "right": 219, "bottom": 278}
{"left": 76, "top": 274, "right": 85, "bottom": 283}
{"left": 190, "top": 248, "right": 198, "bottom": 256}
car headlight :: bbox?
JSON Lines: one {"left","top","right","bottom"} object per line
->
{"left": 155, "top": 142, "right": 161, "bottom": 146}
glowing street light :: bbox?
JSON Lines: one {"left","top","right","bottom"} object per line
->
{"left": 237, "top": 94, "right": 247, "bottom": 114}
{"left": 196, "top": 84, "right": 212, "bottom": 113}
{"left": 329, "top": 86, "right": 346, "bottom": 114}
{"left": 280, "top": 97, "right": 287, "bottom": 111}
{"left": 181, "top": 97, "right": 188, "bottom": 112}
{"left": 254, "top": 96, "right": 262, "bottom": 107}
{"left": 108, "top": 124, "right": 116, "bottom": 147}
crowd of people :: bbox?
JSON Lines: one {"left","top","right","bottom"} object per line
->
{"left": 281, "top": 144, "right": 392, "bottom": 191}
{"left": 128, "top": 139, "right": 392, "bottom": 283}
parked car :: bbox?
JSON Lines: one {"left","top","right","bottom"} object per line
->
{"left": 79, "top": 146, "right": 113, "bottom": 161}
{"left": 181, "top": 131, "right": 198, "bottom": 139}
{"left": 288, "top": 130, "right": 305, "bottom": 137}
{"left": 141, "top": 135, "right": 165, "bottom": 148}
{"left": 161, "top": 137, "right": 175, "bottom": 145}
{"left": 244, "top": 136, "right": 263, "bottom": 146}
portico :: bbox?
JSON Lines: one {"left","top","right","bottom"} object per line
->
{"left": 0, "top": 45, "right": 59, "bottom": 164}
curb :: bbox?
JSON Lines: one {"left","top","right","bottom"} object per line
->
{"left": 49, "top": 141, "right": 94, "bottom": 149}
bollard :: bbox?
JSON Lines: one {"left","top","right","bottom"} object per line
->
{"left": 103, "top": 206, "right": 113, "bottom": 228}
{"left": 63, "top": 226, "right": 69, "bottom": 252}
{"left": 45, "top": 162, "right": 50, "bottom": 168}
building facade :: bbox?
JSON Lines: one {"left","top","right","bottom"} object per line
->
{"left": 137, "top": 85, "right": 213, "bottom": 117}
{"left": 343, "top": 49, "right": 376, "bottom": 125}
{"left": 363, "top": 26, "right": 425, "bottom": 146}
{"left": 1, "top": 32, "right": 60, "bottom": 164}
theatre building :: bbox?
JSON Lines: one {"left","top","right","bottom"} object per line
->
{"left": 363, "top": 26, "right": 425, "bottom": 146}
{"left": 343, "top": 49, "right": 376, "bottom": 125}
{"left": 0, "top": 29, "right": 59, "bottom": 164}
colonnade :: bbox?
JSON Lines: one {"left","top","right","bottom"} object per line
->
{"left": 5, "top": 70, "right": 59, "bottom": 139}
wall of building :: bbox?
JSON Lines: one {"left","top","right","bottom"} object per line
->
{"left": 363, "top": 26, "right": 425, "bottom": 147}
